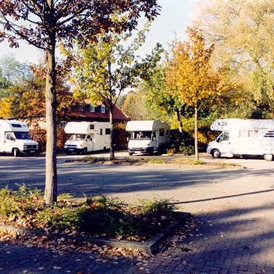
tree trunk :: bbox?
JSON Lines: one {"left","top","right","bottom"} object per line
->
{"left": 194, "top": 105, "right": 199, "bottom": 160}
{"left": 44, "top": 39, "right": 57, "bottom": 205}
{"left": 109, "top": 108, "right": 115, "bottom": 160}
{"left": 176, "top": 110, "right": 183, "bottom": 143}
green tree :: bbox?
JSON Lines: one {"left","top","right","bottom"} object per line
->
{"left": 0, "top": 68, "right": 11, "bottom": 98}
{"left": 165, "top": 28, "right": 222, "bottom": 160}
{"left": 0, "top": 54, "right": 31, "bottom": 83}
{"left": 66, "top": 23, "right": 163, "bottom": 159}
{"left": 144, "top": 65, "right": 192, "bottom": 134}
{"left": 0, "top": 55, "right": 30, "bottom": 100}
{"left": 196, "top": 0, "right": 274, "bottom": 118}
{"left": 0, "top": 0, "right": 160, "bottom": 205}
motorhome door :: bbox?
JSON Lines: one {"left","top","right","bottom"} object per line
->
{"left": 4, "top": 132, "right": 15, "bottom": 153}
{"left": 0, "top": 131, "right": 4, "bottom": 152}
{"left": 86, "top": 135, "right": 93, "bottom": 151}
{"left": 152, "top": 131, "right": 157, "bottom": 149}
{"left": 216, "top": 131, "right": 233, "bottom": 157}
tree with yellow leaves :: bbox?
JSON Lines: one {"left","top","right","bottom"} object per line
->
{"left": 165, "top": 27, "right": 222, "bottom": 160}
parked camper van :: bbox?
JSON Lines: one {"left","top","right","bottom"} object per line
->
{"left": 207, "top": 118, "right": 274, "bottom": 160}
{"left": 0, "top": 120, "right": 39, "bottom": 157}
{"left": 64, "top": 122, "right": 110, "bottom": 154}
{"left": 126, "top": 120, "right": 170, "bottom": 156}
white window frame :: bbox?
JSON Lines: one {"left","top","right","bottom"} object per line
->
{"left": 90, "top": 105, "right": 96, "bottom": 113}
{"left": 101, "top": 104, "right": 106, "bottom": 113}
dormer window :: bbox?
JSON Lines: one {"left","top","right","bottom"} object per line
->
{"left": 101, "top": 104, "right": 106, "bottom": 113}
{"left": 89, "top": 105, "right": 95, "bottom": 113}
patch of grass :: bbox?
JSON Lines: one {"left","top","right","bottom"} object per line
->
{"left": 0, "top": 186, "right": 178, "bottom": 242}
{"left": 144, "top": 157, "right": 167, "bottom": 164}
{"left": 173, "top": 158, "right": 204, "bottom": 165}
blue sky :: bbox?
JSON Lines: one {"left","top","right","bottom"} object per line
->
{"left": 0, "top": 0, "right": 197, "bottom": 64}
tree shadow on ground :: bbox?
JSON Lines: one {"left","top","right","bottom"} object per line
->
{"left": 170, "top": 202, "right": 274, "bottom": 273}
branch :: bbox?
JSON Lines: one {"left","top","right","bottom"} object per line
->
{"left": 0, "top": 17, "right": 46, "bottom": 50}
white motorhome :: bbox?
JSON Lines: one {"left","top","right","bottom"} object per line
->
{"left": 0, "top": 120, "right": 39, "bottom": 157}
{"left": 64, "top": 121, "right": 110, "bottom": 154}
{"left": 126, "top": 120, "right": 170, "bottom": 156}
{"left": 207, "top": 118, "right": 274, "bottom": 160}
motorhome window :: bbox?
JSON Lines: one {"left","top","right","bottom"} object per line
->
{"left": 223, "top": 132, "right": 229, "bottom": 141}
{"left": 239, "top": 130, "right": 258, "bottom": 138}
{"left": 217, "top": 132, "right": 229, "bottom": 142}
{"left": 105, "top": 128, "right": 110, "bottom": 135}
{"left": 159, "top": 129, "right": 165, "bottom": 136}
{"left": 100, "top": 129, "right": 103, "bottom": 135}
{"left": 6, "top": 133, "right": 14, "bottom": 140}
{"left": 11, "top": 124, "right": 22, "bottom": 128}
{"left": 69, "top": 134, "right": 85, "bottom": 141}
{"left": 90, "top": 125, "right": 95, "bottom": 130}
{"left": 264, "top": 131, "right": 274, "bottom": 137}
{"left": 14, "top": 132, "right": 32, "bottom": 140}
{"left": 166, "top": 129, "right": 170, "bottom": 135}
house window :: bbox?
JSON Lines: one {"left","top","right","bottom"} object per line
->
{"left": 78, "top": 104, "right": 84, "bottom": 112}
{"left": 59, "top": 121, "right": 66, "bottom": 129}
{"left": 90, "top": 105, "right": 95, "bottom": 113}
{"left": 101, "top": 104, "right": 106, "bottom": 113}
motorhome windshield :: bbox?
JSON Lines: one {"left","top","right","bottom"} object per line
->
{"left": 69, "top": 134, "right": 86, "bottom": 141}
{"left": 130, "top": 131, "right": 152, "bottom": 140}
{"left": 14, "top": 132, "right": 32, "bottom": 140}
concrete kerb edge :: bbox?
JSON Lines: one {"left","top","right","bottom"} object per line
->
{"left": 0, "top": 212, "right": 191, "bottom": 255}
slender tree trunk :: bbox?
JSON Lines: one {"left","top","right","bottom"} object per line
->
{"left": 176, "top": 110, "right": 183, "bottom": 143}
{"left": 194, "top": 105, "right": 199, "bottom": 160}
{"left": 109, "top": 108, "right": 115, "bottom": 160}
{"left": 44, "top": 37, "right": 57, "bottom": 205}
{"left": 108, "top": 60, "right": 115, "bottom": 160}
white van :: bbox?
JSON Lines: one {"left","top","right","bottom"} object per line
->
{"left": 64, "top": 121, "right": 110, "bottom": 154}
{"left": 207, "top": 118, "right": 274, "bottom": 160}
{"left": 126, "top": 120, "right": 170, "bottom": 155}
{"left": 0, "top": 120, "right": 39, "bottom": 157}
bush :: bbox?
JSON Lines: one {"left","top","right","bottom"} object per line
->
{"left": 0, "top": 187, "right": 178, "bottom": 242}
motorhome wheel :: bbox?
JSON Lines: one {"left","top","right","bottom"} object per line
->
{"left": 212, "top": 149, "right": 221, "bottom": 158}
{"left": 263, "top": 154, "right": 273, "bottom": 161}
{"left": 13, "top": 148, "right": 19, "bottom": 157}
{"left": 83, "top": 148, "right": 88, "bottom": 154}
{"left": 147, "top": 147, "right": 154, "bottom": 155}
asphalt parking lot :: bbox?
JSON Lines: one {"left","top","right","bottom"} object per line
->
{"left": 1, "top": 152, "right": 274, "bottom": 273}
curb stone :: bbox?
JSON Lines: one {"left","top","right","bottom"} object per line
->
{"left": 0, "top": 212, "right": 191, "bottom": 255}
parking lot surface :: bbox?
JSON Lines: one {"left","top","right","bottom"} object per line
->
{"left": 0, "top": 153, "right": 274, "bottom": 273}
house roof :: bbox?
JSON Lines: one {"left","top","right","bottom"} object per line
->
{"left": 69, "top": 99, "right": 130, "bottom": 122}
